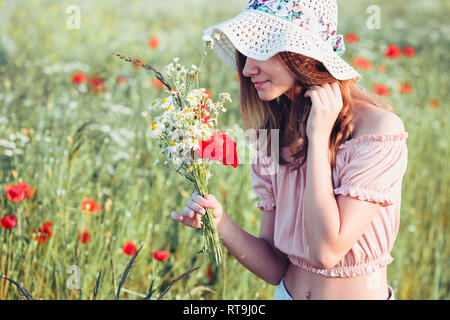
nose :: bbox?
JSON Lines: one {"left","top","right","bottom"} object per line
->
{"left": 242, "top": 57, "right": 259, "bottom": 78}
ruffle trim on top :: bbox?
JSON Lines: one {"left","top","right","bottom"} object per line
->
{"left": 337, "top": 132, "right": 409, "bottom": 151}
{"left": 333, "top": 185, "right": 394, "bottom": 207}
{"left": 257, "top": 199, "right": 276, "bottom": 211}
{"left": 288, "top": 254, "right": 394, "bottom": 278}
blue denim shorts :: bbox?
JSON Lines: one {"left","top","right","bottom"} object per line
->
{"left": 274, "top": 277, "right": 396, "bottom": 300}
{"left": 273, "top": 277, "right": 293, "bottom": 300}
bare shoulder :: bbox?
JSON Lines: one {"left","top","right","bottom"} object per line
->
{"left": 352, "top": 104, "right": 406, "bottom": 138}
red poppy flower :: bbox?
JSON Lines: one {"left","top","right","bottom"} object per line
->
{"left": 352, "top": 56, "right": 372, "bottom": 71}
{"left": 344, "top": 33, "right": 359, "bottom": 43}
{"left": 429, "top": 98, "right": 440, "bottom": 109}
{"left": 81, "top": 198, "right": 102, "bottom": 213}
{"left": 122, "top": 241, "right": 138, "bottom": 256}
{"left": 151, "top": 78, "right": 164, "bottom": 90}
{"left": 193, "top": 97, "right": 211, "bottom": 125}
{"left": 1, "top": 214, "right": 17, "bottom": 229}
{"left": 402, "top": 46, "right": 416, "bottom": 57}
{"left": 385, "top": 44, "right": 402, "bottom": 59}
{"left": 195, "top": 105, "right": 211, "bottom": 125}
{"left": 78, "top": 230, "right": 90, "bottom": 244}
{"left": 398, "top": 82, "right": 413, "bottom": 94}
{"left": 6, "top": 182, "right": 35, "bottom": 202}
{"left": 39, "top": 221, "right": 53, "bottom": 238}
{"left": 206, "top": 264, "right": 213, "bottom": 280}
{"left": 204, "top": 89, "right": 212, "bottom": 99}
{"left": 194, "top": 131, "right": 239, "bottom": 168}
{"left": 72, "top": 72, "right": 87, "bottom": 85}
{"left": 117, "top": 76, "right": 126, "bottom": 84}
{"left": 148, "top": 36, "right": 160, "bottom": 49}
{"left": 88, "top": 76, "right": 106, "bottom": 94}
{"left": 373, "top": 83, "right": 390, "bottom": 96}
{"left": 33, "top": 221, "right": 53, "bottom": 244}
{"left": 35, "top": 234, "right": 48, "bottom": 244}
{"left": 152, "top": 250, "right": 170, "bottom": 261}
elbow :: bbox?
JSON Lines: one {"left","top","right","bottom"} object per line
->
{"left": 264, "top": 262, "right": 289, "bottom": 286}
{"left": 309, "top": 248, "right": 340, "bottom": 270}
{"left": 266, "top": 274, "right": 284, "bottom": 286}
{"left": 266, "top": 275, "right": 284, "bottom": 286}
{"left": 259, "top": 238, "right": 289, "bottom": 286}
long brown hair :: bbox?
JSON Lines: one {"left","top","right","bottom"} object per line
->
{"left": 236, "top": 50, "right": 395, "bottom": 173}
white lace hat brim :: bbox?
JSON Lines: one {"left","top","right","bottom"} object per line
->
{"left": 204, "top": 9, "right": 361, "bottom": 81}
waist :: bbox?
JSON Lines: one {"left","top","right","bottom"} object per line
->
{"left": 284, "top": 262, "right": 389, "bottom": 300}
{"left": 287, "top": 253, "right": 393, "bottom": 277}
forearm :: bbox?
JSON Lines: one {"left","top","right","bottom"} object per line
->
{"left": 304, "top": 137, "right": 341, "bottom": 268}
{"left": 217, "top": 213, "right": 288, "bottom": 285}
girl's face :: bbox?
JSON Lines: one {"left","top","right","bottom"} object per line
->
{"left": 242, "top": 55, "right": 297, "bottom": 101}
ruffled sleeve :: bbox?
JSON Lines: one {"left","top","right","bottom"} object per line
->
{"left": 250, "top": 153, "right": 277, "bottom": 211}
{"left": 333, "top": 133, "right": 408, "bottom": 207}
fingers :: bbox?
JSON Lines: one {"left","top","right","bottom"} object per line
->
{"left": 171, "top": 192, "right": 219, "bottom": 228}
{"left": 305, "top": 85, "right": 328, "bottom": 107}
{"left": 317, "top": 85, "right": 331, "bottom": 107}
{"left": 320, "top": 83, "right": 342, "bottom": 109}
{"left": 304, "top": 89, "right": 322, "bottom": 107}
{"left": 171, "top": 211, "right": 202, "bottom": 228}
{"left": 321, "top": 84, "right": 333, "bottom": 107}
{"left": 304, "top": 83, "right": 342, "bottom": 109}
{"left": 191, "top": 192, "right": 216, "bottom": 209}
{"left": 330, "top": 82, "right": 343, "bottom": 108}
{"left": 187, "top": 198, "right": 206, "bottom": 215}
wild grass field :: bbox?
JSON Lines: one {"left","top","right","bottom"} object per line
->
{"left": 0, "top": 0, "right": 448, "bottom": 300}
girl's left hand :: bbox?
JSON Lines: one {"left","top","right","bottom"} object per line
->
{"left": 304, "top": 82, "right": 343, "bottom": 142}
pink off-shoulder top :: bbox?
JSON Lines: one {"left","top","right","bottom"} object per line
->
{"left": 250, "top": 132, "right": 409, "bottom": 277}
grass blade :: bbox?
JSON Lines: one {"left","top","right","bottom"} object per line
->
{"left": 143, "top": 279, "right": 155, "bottom": 300}
{"left": 92, "top": 270, "right": 102, "bottom": 300}
{"left": 108, "top": 240, "right": 116, "bottom": 296}
{"left": 156, "top": 266, "right": 199, "bottom": 300}
{"left": 115, "top": 242, "right": 144, "bottom": 300}
{"left": 0, "top": 274, "right": 34, "bottom": 300}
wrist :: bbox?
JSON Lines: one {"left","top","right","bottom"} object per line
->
{"left": 308, "top": 135, "right": 330, "bottom": 148}
{"left": 216, "top": 211, "right": 232, "bottom": 240}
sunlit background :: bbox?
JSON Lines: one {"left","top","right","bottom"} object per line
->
{"left": 0, "top": 0, "right": 448, "bottom": 299}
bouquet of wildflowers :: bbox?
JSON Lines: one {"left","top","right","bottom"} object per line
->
{"left": 116, "top": 38, "right": 237, "bottom": 266}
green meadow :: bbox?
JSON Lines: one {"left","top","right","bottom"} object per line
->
{"left": 0, "top": 0, "right": 448, "bottom": 299}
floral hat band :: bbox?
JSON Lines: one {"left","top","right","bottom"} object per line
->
{"left": 203, "top": 0, "right": 361, "bottom": 81}
{"left": 246, "top": 0, "right": 346, "bottom": 56}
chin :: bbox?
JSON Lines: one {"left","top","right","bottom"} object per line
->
{"left": 257, "top": 91, "right": 281, "bottom": 102}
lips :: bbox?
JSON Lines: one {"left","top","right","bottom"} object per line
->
{"left": 253, "top": 80, "right": 269, "bottom": 89}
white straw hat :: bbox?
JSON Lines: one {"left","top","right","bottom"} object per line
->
{"left": 203, "top": 0, "right": 361, "bottom": 81}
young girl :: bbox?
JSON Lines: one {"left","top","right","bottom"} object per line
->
{"left": 171, "top": 0, "right": 408, "bottom": 300}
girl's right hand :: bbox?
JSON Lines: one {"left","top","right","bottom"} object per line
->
{"left": 171, "top": 192, "right": 224, "bottom": 229}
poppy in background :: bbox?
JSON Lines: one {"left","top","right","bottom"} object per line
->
{"left": 6, "top": 182, "right": 35, "bottom": 202}
{"left": 72, "top": 72, "right": 87, "bottom": 85}
{"left": 344, "top": 33, "right": 359, "bottom": 43}
{"left": 373, "top": 83, "right": 390, "bottom": 96}
{"left": 122, "top": 241, "right": 138, "bottom": 256}
{"left": 152, "top": 250, "right": 170, "bottom": 261}
{"left": 1, "top": 214, "right": 17, "bottom": 229}
{"left": 148, "top": 36, "right": 161, "bottom": 49}
{"left": 385, "top": 44, "right": 402, "bottom": 59}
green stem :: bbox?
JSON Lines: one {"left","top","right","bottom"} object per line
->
{"left": 194, "top": 171, "right": 223, "bottom": 266}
